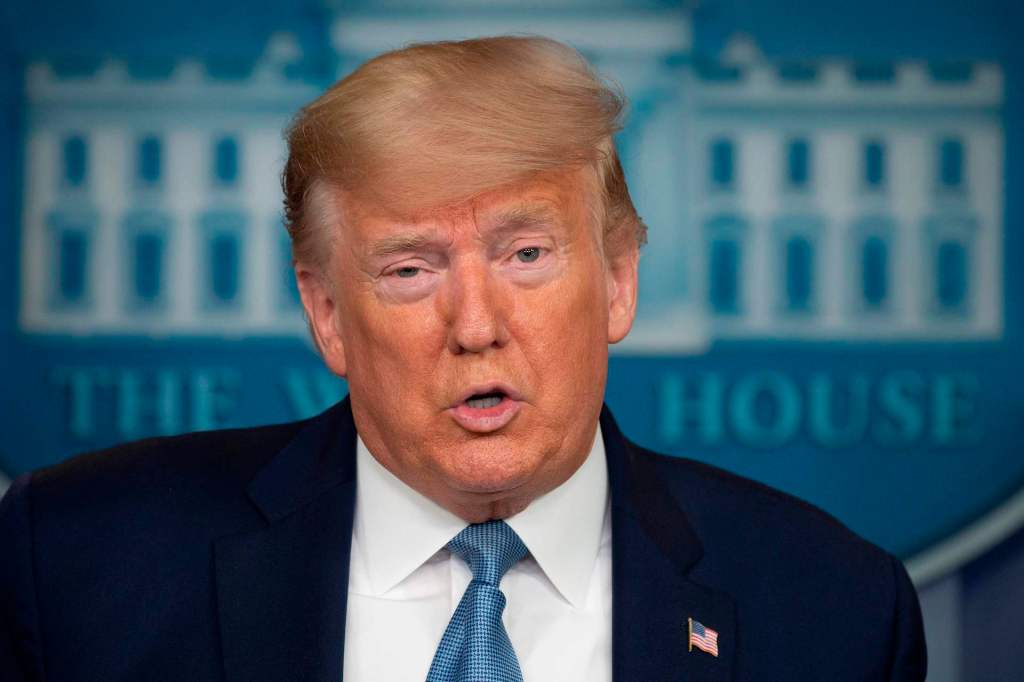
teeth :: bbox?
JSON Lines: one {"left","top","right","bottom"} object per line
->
{"left": 467, "top": 395, "right": 502, "bottom": 409}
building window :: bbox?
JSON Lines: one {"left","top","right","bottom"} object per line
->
{"left": 123, "top": 211, "right": 169, "bottom": 308}
{"left": 863, "top": 141, "right": 885, "bottom": 189}
{"left": 784, "top": 237, "right": 814, "bottom": 311}
{"left": 133, "top": 232, "right": 163, "bottom": 302}
{"left": 201, "top": 210, "right": 246, "bottom": 307}
{"left": 705, "top": 214, "right": 747, "bottom": 315}
{"left": 851, "top": 216, "right": 896, "bottom": 314}
{"left": 773, "top": 216, "right": 823, "bottom": 313}
{"left": 210, "top": 233, "right": 239, "bottom": 302}
{"left": 48, "top": 211, "right": 96, "bottom": 308}
{"left": 133, "top": 232, "right": 164, "bottom": 303}
{"left": 861, "top": 237, "right": 888, "bottom": 308}
{"left": 709, "top": 240, "right": 740, "bottom": 314}
{"left": 786, "top": 138, "right": 810, "bottom": 189}
{"left": 936, "top": 241, "right": 968, "bottom": 310}
{"left": 710, "top": 138, "right": 734, "bottom": 189}
{"left": 62, "top": 135, "right": 87, "bottom": 187}
{"left": 938, "top": 137, "right": 964, "bottom": 190}
{"left": 58, "top": 230, "right": 89, "bottom": 303}
{"left": 924, "top": 214, "right": 975, "bottom": 317}
{"left": 138, "top": 135, "right": 162, "bottom": 185}
{"left": 213, "top": 136, "right": 239, "bottom": 185}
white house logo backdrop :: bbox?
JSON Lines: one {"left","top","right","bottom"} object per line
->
{"left": 2, "top": 1, "right": 1021, "bottom": 586}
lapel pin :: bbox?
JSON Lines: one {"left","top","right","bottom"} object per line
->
{"left": 688, "top": 617, "right": 720, "bottom": 657}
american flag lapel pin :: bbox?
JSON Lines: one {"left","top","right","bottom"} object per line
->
{"left": 688, "top": 617, "right": 720, "bottom": 657}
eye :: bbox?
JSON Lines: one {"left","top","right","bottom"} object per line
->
{"left": 515, "top": 247, "right": 542, "bottom": 263}
{"left": 393, "top": 266, "right": 420, "bottom": 278}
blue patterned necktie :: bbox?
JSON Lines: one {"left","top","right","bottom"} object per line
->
{"left": 426, "top": 520, "right": 529, "bottom": 682}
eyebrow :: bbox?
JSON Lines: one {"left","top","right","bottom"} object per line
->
{"left": 364, "top": 204, "right": 560, "bottom": 258}
{"left": 366, "top": 232, "right": 441, "bottom": 258}
{"left": 488, "top": 204, "right": 559, "bottom": 235}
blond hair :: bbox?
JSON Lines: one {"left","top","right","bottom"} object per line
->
{"left": 282, "top": 35, "right": 646, "bottom": 268}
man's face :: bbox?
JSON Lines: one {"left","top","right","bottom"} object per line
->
{"left": 299, "top": 168, "right": 638, "bottom": 521}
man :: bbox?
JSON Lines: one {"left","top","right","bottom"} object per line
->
{"left": 1, "top": 36, "right": 925, "bottom": 681}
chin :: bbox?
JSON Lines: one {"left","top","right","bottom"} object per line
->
{"left": 440, "top": 448, "right": 539, "bottom": 497}
{"left": 446, "top": 468, "right": 532, "bottom": 496}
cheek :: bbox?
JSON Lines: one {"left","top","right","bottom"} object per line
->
{"left": 341, "top": 298, "right": 442, "bottom": 397}
{"left": 515, "top": 261, "right": 609, "bottom": 393}
{"left": 553, "top": 258, "right": 609, "bottom": 341}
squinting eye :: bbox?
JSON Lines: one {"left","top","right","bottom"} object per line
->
{"left": 516, "top": 247, "right": 541, "bottom": 263}
{"left": 394, "top": 266, "right": 420, "bottom": 278}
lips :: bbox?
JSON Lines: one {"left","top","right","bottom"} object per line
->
{"left": 448, "top": 382, "right": 523, "bottom": 433}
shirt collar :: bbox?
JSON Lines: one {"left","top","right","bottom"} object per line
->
{"left": 504, "top": 425, "right": 608, "bottom": 609}
{"left": 353, "top": 436, "right": 466, "bottom": 597}
{"left": 353, "top": 424, "right": 609, "bottom": 609}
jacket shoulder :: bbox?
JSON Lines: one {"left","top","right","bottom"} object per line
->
{"left": 0, "top": 419, "right": 320, "bottom": 681}
{"left": 627, "top": 441, "right": 907, "bottom": 611}
{"left": 632, "top": 441, "right": 882, "bottom": 560}
{"left": 624, "top": 442, "right": 926, "bottom": 677}
{"left": 25, "top": 419, "right": 311, "bottom": 523}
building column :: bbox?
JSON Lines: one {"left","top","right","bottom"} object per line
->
{"left": 890, "top": 132, "right": 928, "bottom": 333}
{"left": 92, "top": 128, "right": 126, "bottom": 329}
{"left": 167, "top": 129, "right": 203, "bottom": 332}
{"left": 740, "top": 131, "right": 777, "bottom": 333}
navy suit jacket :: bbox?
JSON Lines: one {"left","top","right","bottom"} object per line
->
{"left": 1, "top": 398, "right": 926, "bottom": 681}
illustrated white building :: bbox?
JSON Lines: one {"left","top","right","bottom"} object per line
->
{"left": 19, "top": 35, "right": 318, "bottom": 337}
{"left": 17, "top": 3, "right": 1005, "bottom": 351}
{"left": 685, "top": 35, "right": 1003, "bottom": 342}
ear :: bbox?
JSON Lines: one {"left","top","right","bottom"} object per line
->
{"left": 606, "top": 245, "right": 639, "bottom": 344}
{"left": 296, "top": 263, "right": 348, "bottom": 377}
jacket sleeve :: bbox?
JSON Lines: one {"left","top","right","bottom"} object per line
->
{"left": 0, "top": 473, "right": 45, "bottom": 682}
{"left": 887, "top": 554, "right": 927, "bottom": 681}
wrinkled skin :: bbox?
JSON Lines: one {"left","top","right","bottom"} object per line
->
{"left": 298, "top": 168, "right": 638, "bottom": 522}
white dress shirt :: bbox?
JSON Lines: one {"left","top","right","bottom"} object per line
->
{"left": 343, "top": 426, "right": 612, "bottom": 682}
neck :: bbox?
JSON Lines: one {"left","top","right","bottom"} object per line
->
{"left": 443, "top": 496, "right": 533, "bottom": 524}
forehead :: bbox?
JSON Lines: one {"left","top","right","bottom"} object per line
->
{"left": 336, "top": 167, "right": 594, "bottom": 241}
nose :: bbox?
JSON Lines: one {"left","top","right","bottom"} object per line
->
{"left": 443, "top": 260, "right": 511, "bottom": 355}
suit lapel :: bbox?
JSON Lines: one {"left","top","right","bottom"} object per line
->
{"left": 215, "top": 399, "right": 358, "bottom": 682}
{"left": 602, "top": 406, "right": 737, "bottom": 682}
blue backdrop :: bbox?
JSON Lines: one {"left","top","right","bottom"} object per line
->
{"left": 1, "top": 1, "right": 1021, "bottom": 679}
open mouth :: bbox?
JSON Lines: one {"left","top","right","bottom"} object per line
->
{"left": 449, "top": 385, "right": 522, "bottom": 433}
{"left": 465, "top": 391, "right": 505, "bottom": 410}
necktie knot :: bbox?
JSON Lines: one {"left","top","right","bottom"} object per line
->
{"left": 447, "top": 520, "right": 528, "bottom": 587}
{"left": 427, "top": 520, "right": 528, "bottom": 681}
